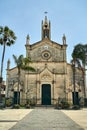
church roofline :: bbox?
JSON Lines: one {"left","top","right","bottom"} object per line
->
{"left": 28, "top": 39, "right": 66, "bottom": 48}
{"left": 51, "top": 40, "right": 64, "bottom": 46}
{"left": 30, "top": 40, "right": 42, "bottom": 46}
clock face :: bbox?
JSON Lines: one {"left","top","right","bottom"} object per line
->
{"left": 44, "top": 45, "right": 48, "bottom": 50}
{"left": 42, "top": 51, "right": 51, "bottom": 60}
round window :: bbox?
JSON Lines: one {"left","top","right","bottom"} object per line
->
{"left": 42, "top": 51, "right": 51, "bottom": 60}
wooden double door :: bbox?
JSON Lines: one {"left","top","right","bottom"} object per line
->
{"left": 42, "top": 84, "right": 51, "bottom": 105}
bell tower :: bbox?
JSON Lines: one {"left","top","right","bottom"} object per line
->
{"left": 41, "top": 16, "right": 51, "bottom": 40}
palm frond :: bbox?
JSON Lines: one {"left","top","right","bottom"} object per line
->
{"left": 21, "top": 65, "right": 35, "bottom": 72}
{"left": 0, "top": 26, "right": 3, "bottom": 34}
{"left": 72, "top": 43, "right": 87, "bottom": 67}
{"left": 13, "top": 54, "right": 18, "bottom": 65}
{"left": 13, "top": 54, "right": 35, "bottom": 73}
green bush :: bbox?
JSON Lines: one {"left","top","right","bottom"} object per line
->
{"left": 25, "top": 104, "right": 30, "bottom": 109}
{"left": 5, "top": 98, "right": 13, "bottom": 107}
{"left": 30, "top": 101, "right": 36, "bottom": 106}
{"left": 20, "top": 104, "right": 25, "bottom": 108}
{"left": 55, "top": 100, "right": 70, "bottom": 109}
{"left": 26, "top": 99, "right": 30, "bottom": 104}
{"left": 72, "top": 105, "right": 80, "bottom": 110}
{"left": 13, "top": 104, "right": 20, "bottom": 109}
{"left": 55, "top": 103, "right": 62, "bottom": 109}
{"left": 61, "top": 101, "right": 70, "bottom": 109}
{"left": 30, "top": 99, "right": 36, "bottom": 106}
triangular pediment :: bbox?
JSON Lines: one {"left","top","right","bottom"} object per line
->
{"left": 31, "top": 38, "right": 62, "bottom": 50}
{"left": 40, "top": 67, "right": 53, "bottom": 81}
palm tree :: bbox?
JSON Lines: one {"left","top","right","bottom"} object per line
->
{"left": 0, "top": 26, "right": 16, "bottom": 78}
{"left": 13, "top": 54, "right": 35, "bottom": 104}
{"left": 71, "top": 58, "right": 81, "bottom": 105}
{"left": 71, "top": 43, "right": 87, "bottom": 104}
{"left": 0, "top": 26, "right": 16, "bottom": 103}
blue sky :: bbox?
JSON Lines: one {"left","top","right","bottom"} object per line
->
{"left": 0, "top": 0, "right": 87, "bottom": 80}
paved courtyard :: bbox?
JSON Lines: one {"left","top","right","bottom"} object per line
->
{"left": 0, "top": 108, "right": 87, "bottom": 130}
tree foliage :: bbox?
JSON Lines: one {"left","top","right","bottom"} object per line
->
{"left": 72, "top": 43, "right": 87, "bottom": 66}
{"left": 13, "top": 54, "right": 35, "bottom": 104}
{"left": 13, "top": 54, "right": 35, "bottom": 76}
{"left": 0, "top": 26, "right": 16, "bottom": 77}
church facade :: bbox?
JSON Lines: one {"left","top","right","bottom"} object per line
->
{"left": 6, "top": 16, "right": 85, "bottom": 106}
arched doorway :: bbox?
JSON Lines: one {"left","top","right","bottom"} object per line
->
{"left": 42, "top": 84, "right": 51, "bottom": 105}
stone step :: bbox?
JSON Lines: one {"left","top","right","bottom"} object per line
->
{"left": 35, "top": 104, "right": 55, "bottom": 109}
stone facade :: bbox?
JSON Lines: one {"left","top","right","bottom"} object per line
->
{"left": 6, "top": 16, "right": 85, "bottom": 105}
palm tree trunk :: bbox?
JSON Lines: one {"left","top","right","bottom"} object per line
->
{"left": 1, "top": 43, "right": 6, "bottom": 77}
{"left": 0, "top": 77, "right": 3, "bottom": 102}
{"left": 17, "top": 69, "right": 20, "bottom": 104}
{"left": 73, "top": 63, "right": 76, "bottom": 105}
{"left": 0, "top": 42, "right": 5, "bottom": 102}
{"left": 83, "top": 66, "right": 86, "bottom": 99}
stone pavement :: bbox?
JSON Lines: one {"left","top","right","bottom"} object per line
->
{"left": 9, "top": 109, "right": 84, "bottom": 130}
{"left": 0, "top": 108, "right": 87, "bottom": 130}
{"left": 62, "top": 109, "right": 87, "bottom": 130}
{"left": 0, "top": 109, "right": 33, "bottom": 130}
